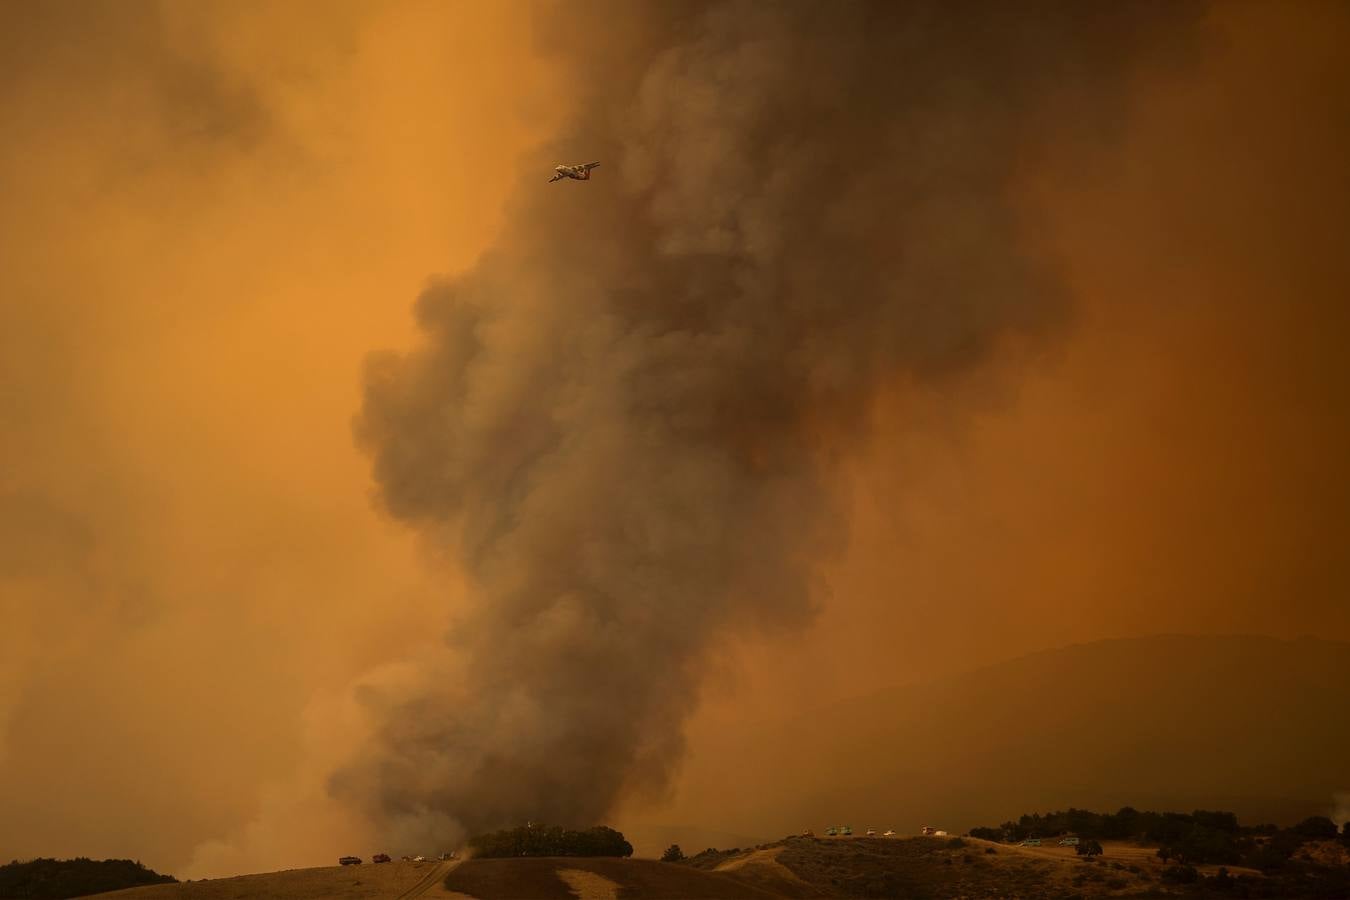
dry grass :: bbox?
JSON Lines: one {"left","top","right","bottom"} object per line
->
{"left": 767, "top": 835, "right": 1172, "bottom": 898}
{"left": 441, "top": 857, "right": 785, "bottom": 899}
{"left": 99, "top": 835, "right": 1292, "bottom": 899}
{"left": 102, "top": 860, "right": 455, "bottom": 900}
{"left": 554, "top": 868, "right": 620, "bottom": 900}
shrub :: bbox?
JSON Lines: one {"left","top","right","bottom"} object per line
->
{"left": 948, "top": 837, "right": 966, "bottom": 849}
{"left": 1075, "top": 840, "right": 1103, "bottom": 858}
{"left": 1291, "top": 816, "right": 1338, "bottom": 841}
{"left": 1161, "top": 864, "right": 1199, "bottom": 884}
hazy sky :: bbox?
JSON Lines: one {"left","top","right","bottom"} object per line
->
{"left": 2, "top": 0, "right": 1347, "bottom": 878}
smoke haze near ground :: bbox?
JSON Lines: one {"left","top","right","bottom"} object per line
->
{"left": 2, "top": 0, "right": 1347, "bottom": 879}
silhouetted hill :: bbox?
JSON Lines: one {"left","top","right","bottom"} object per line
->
{"left": 673, "top": 635, "right": 1350, "bottom": 837}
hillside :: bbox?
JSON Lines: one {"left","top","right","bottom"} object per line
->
{"left": 100, "top": 859, "right": 456, "bottom": 900}
{"left": 90, "top": 835, "right": 1297, "bottom": 899}
{"left": 662, "top": 635, "right": 1350, "bottom": 837}
{"left": 93, "top": 833, "right": 1350, "bottom": 899}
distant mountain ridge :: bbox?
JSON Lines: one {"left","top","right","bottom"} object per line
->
{"left": 667, "top": 634, "right": 1350, "bottom": 838}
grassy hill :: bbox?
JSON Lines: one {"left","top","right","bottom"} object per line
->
{"left": 93, "top": 833, "right": 1350, "bottom": 898}
{"left": 99, "top": 859, "right": 453, "bottom": 900}
{"left": 667, "top": 635, "right": 1350, "bottom": 838}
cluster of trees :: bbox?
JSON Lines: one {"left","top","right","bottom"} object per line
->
{"left": 468, "top": 824, "right": 633, "bottom": 858}
{"left": 0, "top": 857, "right": 175, "bottom": 899}
{"left": 969, "top": 807, "right": 1350, "bottom": 871}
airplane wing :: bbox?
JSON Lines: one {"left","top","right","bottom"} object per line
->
{"left": 583, "top": 162, "right": 600, "bottom": 170}
{"left": 549, "top": 173, "right": 564, "bottom": 183}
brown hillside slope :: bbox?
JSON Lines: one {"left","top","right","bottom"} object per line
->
{"left": 442, "top": 843, "right": 1167, "bottom": 899}
{"left": 100, "top": 859, "right": 456, "bottom": 900}
{"left": 442, "top": 857, "right": 786, "bottom": 899}
{"left": 736, "top": 836, "right": 1164, "bottom": 899}
{"left": 670, "top": 635, "right": 1350, "bottom": 837}
{"left": 91, "top": 838, "right": 1270, "bottom": 899}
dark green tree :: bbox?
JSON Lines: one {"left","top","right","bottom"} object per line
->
{"left": 661, "top": 844, "right": 685, "bottom": 863}
{"left": 1291, "top": 816, "right": 1338, "bottom": 840}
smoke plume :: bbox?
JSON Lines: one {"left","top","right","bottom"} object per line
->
{"left": 339, "top": 1, "right": 1197, "bottom": 840}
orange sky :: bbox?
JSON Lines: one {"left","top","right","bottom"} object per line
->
{"left": 2, "top": 0, "right": 1347, "bottom": 878}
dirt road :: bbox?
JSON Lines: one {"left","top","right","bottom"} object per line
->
{"left": 396, "top": 858, "right": 459, "bottom": 898}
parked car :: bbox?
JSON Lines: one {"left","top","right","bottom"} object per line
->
{"left": 339, "top": 856, "right": 362, "bottom": 866}
{"left": 1019, "top": 839, "right": 1042, "bottom": 847}
{"left": 1059, "top": 837, "right": 1080, "bottom": 846}
{"left": 372, "top": 853, "right": 391, "bottom": 863}
{"left": 413, "top": 855, "right": 427, "bottom": 862}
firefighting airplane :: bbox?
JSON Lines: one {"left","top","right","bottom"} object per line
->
{"left": 549, "top": 161, "right": 600, "bottom": 183}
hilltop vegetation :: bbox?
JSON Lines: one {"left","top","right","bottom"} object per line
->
{"left": 0, "top": 857, "right": 175, "bottom": 899}
{"left": 969, "top": 806, "right": 1350, "bottom": 897}
{"left": 468, "top": 823, "right": 633, "bottom": 858}
{"left": 970, "top": 806, "right": 1348, "bottom": 867}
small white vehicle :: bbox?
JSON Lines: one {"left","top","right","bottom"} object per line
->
{"left": 883, "top": 830, "right": 897, "bottom": 837}
{"left": 413, "top": 855, "right": 426, "bottom": 862}
{"left": 1059, "top": 837, "right": 1080, "bottom": 846}
{"left": 866, "top": 829, "right": 878, "bottom": 836}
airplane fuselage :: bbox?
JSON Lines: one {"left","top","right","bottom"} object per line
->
{"left": 550, "top": 161, "right": 600, "bottom": 183}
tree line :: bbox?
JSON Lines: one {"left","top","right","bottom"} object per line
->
{"left": 0, "top": 857, "right": 176, "bottom": 899}
{"left": 468, "top": 824, "right": 633, "bottom": 858}
{"left": 969, "top": 806, "right": 1349, "bottom": 869}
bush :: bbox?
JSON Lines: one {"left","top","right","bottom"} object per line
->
{"left": 660, "top": 844, "right": 684, "bottom": 863}
{"left": 1161, "top": 864, "right": 1199, "bottom": 884}
{"left": 1291, "top": 816, "right": 1338, "bottom": 841}
{"left": 984, "top": 847, "right": 997, "bottom": 855}
{"left": 1075, "top": 839, "right": 1103, "bottom": 857}
{"left": 948, "top": 837, "right": 966, "bottom": 849}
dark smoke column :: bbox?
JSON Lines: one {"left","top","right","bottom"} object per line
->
{"left": 336, "top": 0, "right": 1191, "bottom": 842}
